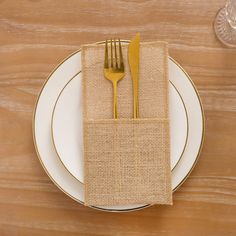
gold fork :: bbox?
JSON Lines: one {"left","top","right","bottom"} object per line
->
{"left": 104, "top": 39, "right": 125, "bottom": 119}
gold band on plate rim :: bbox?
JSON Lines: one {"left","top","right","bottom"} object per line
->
{"left": 51, "top": 73, "right": 189, "bottom": 182}
{"left": 32, "top": 40, "right": 205, "bottom": 212}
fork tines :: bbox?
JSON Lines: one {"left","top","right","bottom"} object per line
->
{"left": 104, "top": 39, "right": 124, "bottom": 70}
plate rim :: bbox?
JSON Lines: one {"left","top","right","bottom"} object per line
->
{"left": 32, "top": 42, "right": 205, "bottom": 212}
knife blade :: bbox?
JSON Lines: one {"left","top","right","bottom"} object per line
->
{"left": 128, "top": 33, "right": 140, "bottom": 118}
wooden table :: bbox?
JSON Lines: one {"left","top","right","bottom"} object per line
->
{"left": 0, "top": 0, "right": 236, "bottom": 235}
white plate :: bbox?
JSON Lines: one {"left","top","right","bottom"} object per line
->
{"left": 52, "top": 74, "right": 188, "bottom": 183}
{"left": 33, "top": 43, "right": 204, "bottom": 212}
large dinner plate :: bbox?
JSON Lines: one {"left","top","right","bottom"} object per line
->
{"left": 33, "top": 41, "right": 204, "bottom": 212}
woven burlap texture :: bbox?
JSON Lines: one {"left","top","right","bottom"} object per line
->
{"left": 82, "top": 41, "right": 172, "bottom": 206}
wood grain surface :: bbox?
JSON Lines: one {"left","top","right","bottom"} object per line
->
{"left": 0, "top": 0, "right": 236, "bottom": 235}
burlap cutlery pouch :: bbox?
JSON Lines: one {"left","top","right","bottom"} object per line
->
{"left": 82, "top": 42, "right": 172, "bottom": 206}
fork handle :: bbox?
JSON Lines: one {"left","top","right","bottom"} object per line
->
{"left": 112, "top": 81, "right": 118, "bottom": 119}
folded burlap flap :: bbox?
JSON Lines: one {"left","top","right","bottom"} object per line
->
{"left": 82, "top": 41, "right": 172, "bottom": 206}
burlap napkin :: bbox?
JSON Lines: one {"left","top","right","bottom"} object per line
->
{"left": 82, "top": 41, "right": 172, "bottom": 206}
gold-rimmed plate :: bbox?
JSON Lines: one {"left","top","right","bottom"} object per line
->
{"left": 32, "top": 41, "right": 204, "bottom": 212}
{"left": 51, "top": 71, "right": 189, "bottom": 184}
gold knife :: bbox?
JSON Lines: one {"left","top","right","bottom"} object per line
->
{"left": 128, "top": 33, "right": 140, "bottom": 119}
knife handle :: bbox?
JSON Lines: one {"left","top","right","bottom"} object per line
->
{"left": 133, "top": 82, "right": 139, "bottom": 119}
